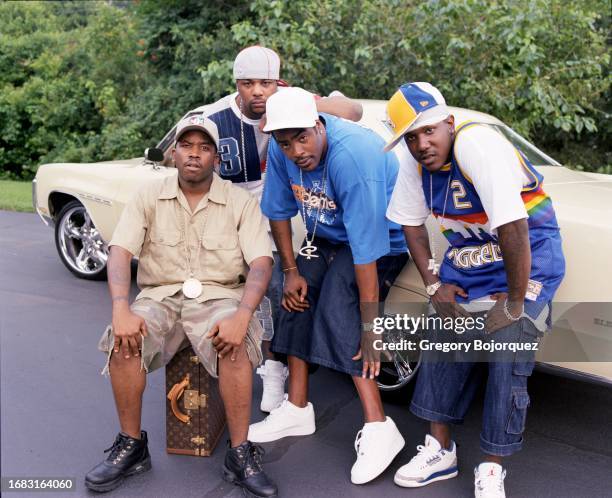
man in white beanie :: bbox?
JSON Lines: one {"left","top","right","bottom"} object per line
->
{"left": 249, "top": 87, "right": 409, "bottom": 486}
{"left": 384, "top": 82, "right": 565, "bottom": 498}
{"left": 189, "top": 46, "right": 363, "bottom": 415}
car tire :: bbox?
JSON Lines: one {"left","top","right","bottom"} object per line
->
{"left": 54, "top": 200, "right": 108, "bottom": 280}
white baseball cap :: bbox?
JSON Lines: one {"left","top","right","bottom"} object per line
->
{"left": 175, "top": 114, "right": 220, "bottom": 150}
{"left": 233, "top": 46, "right": 280, "bottom": 80}
{"left": 263, "top": 87, "right": 318, "bottom": 132}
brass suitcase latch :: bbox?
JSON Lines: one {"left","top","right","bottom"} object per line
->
{"left": 184, "top": 390, "right": 208, "bottom": 410}
{"left": 191, "top": 436, "right": 206, "bottom": 446}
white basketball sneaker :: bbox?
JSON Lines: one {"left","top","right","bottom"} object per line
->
{"left": 474, "top": 462, "right": 506, "bottom": 498}
{"left": 351, "top": 416, "right": 405, "bottom": 484}
{"left": 394, "top": 434, "right": 458, "bottom": 487}
{"left": 248, "top": 395, "right": 315, "bottom": 443}
{"left": 257, "top": 359, "right": 289, "bottom": 412}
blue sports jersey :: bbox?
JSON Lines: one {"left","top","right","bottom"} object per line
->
{"left": 423, "top": 121, "right": 565, "bottom": 305}
{"left": 207, "top": 106, "right": 264, "bottom": 184}
{"left": 261, "top": 114, "right": 406, "bottom": 265}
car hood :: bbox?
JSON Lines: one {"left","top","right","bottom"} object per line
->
{"left": 541, "top": 166, "right": 612, "bottom": 218}
{"left": 37, "top": 157, "right": 145, "bottom": 177}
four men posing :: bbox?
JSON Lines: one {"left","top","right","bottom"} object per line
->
{"left": 86, "top": 47, "right": 565, "bottom": 498}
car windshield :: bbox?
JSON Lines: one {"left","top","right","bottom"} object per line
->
{"left": 484, "top": 124, "right": 560, "bottom": 167}
{"left": 379, "top": 116, "right": 560, "bottom": 167}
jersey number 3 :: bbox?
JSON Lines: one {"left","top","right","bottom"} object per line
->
{"left": 218, "top": 137, "right": 243, "bottom": 176}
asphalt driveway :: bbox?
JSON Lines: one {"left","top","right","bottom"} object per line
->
{"left": 1, "top": 210, "right": 611, "bottom": 498}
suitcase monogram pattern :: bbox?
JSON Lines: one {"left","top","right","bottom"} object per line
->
{"left": 165, "top": 346, "right": 226, "bottom": 456}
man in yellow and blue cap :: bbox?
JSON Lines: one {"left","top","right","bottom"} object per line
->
{"left": 385, "top": 82, "right": 565, "bottom": 498}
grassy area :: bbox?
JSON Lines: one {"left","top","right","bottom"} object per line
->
{"left": 0, "top": 180, "right": 33, "bottom": 212}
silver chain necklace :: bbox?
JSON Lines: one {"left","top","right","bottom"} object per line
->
{"left": 428, "top": 167, "right": 452, "bottom": 276}
{"left": 239, "top": 97, "right": 270, "bottom": 186}
{"left": 298, "top": 159, "right": 328, "bottom": 260}
{"left": 177, "top": 201, "right": 209, "bottom": 298}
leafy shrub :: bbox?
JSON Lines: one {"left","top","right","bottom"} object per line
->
{"left": 0, "top": 0, "right": 609, "bottom": 179}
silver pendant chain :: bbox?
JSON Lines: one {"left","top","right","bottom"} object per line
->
{"left": 300, "top": 159, "right": 328, "bottom": 248}
{"left": 428, "top": 168, "right": 452, "bottom": 275}
{"left": 177, "top": 202, "right": 209, "bottom": 279}
{"left": 239, "top": 97, "right": 270, "bottom": 186}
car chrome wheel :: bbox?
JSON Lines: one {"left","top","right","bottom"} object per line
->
{"left": 377, "top": 324, "right": 421, "bottom": 391}
{"left": 55, "top": 201, "right": 108, "bottom": 279}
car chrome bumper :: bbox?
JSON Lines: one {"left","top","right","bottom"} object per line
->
{"left": 31, "top": 179, "right": 53, "bottom": 227}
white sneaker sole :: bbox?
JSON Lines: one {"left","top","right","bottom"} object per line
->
{"left": 248, "top": 422, "right": 316, "bottom": 443}
{"left": 394, "top": 466, "right": 459, "bottom": 488}
{"left": 351, "top": 435, "right": 405, "bottom": 485}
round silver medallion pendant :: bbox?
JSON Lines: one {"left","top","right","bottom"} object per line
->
{"left": 182, "top": 278, "right": 202, "bottom": 299}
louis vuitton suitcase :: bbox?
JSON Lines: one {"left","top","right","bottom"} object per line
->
{"left": 165, "top": 345, "right": 226, "bottom": 456}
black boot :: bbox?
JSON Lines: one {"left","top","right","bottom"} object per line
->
{"left": 84, "top": 431, "right": 151, "bottom": 493}
{"left": 223, "top": 441, "right": 278, "bottom": 497}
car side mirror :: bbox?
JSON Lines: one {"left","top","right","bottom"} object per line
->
{"left": 144, "top": 147, "right": 164, "bottom": 163}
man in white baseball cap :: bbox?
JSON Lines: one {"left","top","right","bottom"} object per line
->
{"left": 182, "top": 46, "right": 363, "bottom": 415}
{"left": 249, "top": 87, "right": 409, "bottom": 486}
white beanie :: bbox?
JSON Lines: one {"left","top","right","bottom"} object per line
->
{"left": 233, "top": 46, "right": 280, "bottom": 80}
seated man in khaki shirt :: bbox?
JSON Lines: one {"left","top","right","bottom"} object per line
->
{"left": 85, "top": 115, "right": 278, "bottom": 498}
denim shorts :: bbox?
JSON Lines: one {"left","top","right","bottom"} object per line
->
{"left": 410, "top": 317, "right": 541, "bottom": 457}
{"left": 271, "top": 237, "right": 409, "bottom": 377}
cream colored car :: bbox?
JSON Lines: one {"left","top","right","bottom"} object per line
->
{"left": 32, "top": 100, "right": 612, "bottom": 385}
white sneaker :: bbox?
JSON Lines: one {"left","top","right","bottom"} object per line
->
{"left": 474, "top": 462, "right": 506, "bottom": 498}
{"left": 248, "top": 395, "right": 315, "bottom": 443}
{"left": 351, "top": 416, "right": 405, "bottom": 484}
{"left": 257, "top": 360, "right": 289, "bottom": 412}
{"left": 394, "top": 434, "right": 458, "bottom": 488}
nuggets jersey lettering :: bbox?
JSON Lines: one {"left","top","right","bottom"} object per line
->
{"left": 422, "top": 122, "right": 565, "bottom": 303}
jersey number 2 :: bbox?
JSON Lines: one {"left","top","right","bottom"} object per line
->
{"left": 451, "top": 180, "right": 472, "bottom": 209}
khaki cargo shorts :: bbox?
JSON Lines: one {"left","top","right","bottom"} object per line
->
{"left": 98, "top": 293, "right": 263, "bottom": 378}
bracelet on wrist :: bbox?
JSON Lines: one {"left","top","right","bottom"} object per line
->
{"left": 503, "top": 298, "right": 523, "bottom": 322}
{"left": 282, "top": 266, "right": 298, "bottom": 272}
{"left": 426, "top": 280, "right": 442, "bottom": 296}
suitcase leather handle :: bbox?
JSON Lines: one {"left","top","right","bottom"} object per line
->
{"left": 167, "top": 374, "right": 190, "bottom": 424}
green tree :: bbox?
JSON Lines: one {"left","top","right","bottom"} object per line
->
{"left": 1, "top": 0, "right": 609, "bottom": 179}
{"left": 0, "top": 1, "right": 146, "bottom": 178}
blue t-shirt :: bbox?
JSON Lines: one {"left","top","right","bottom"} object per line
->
{"left": 261, "top": 114, "right": 406, "bottom": 264}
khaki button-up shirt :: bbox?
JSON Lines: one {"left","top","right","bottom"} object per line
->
{"left": 109, "top": 172, "right": 273, "bottom": 303}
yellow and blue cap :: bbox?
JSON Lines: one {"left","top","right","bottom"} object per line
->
{"left": 384, "top": 82, "right": 449, "bottom": 151}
